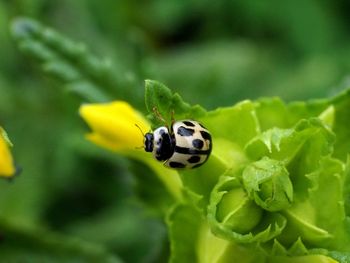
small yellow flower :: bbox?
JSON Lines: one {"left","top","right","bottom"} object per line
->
{"left": 79, "top": 101, "right": 182, "bottom": 200}
{"left": 79, "top": 101, "right": 150, "bottom": 152}
{"left": 0, "top": 127, "right": 16, "bottom": 178}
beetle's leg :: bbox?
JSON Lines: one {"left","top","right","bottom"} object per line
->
{"left": 170, "top": 109, "right": 175, "bottom": 126}
{"left": 153, "top": 107, "right": 167, "bottom": 125}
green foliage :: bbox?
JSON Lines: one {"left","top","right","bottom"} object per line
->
{"left": 0, "top": 218, "right": 122, "bottom": 263}
{"left": 10, "top": 17, "right": 143, "bottom": 105}
{"left": 145, "top": 79, "right": 206, "bottom": 127}
{"left": 148, "top": 81, "right": 350, "bottom": 262}
{"left": 3, "top": 1, "right": 350, "bottom": 262}
{"left": 167, "top": 204, "right": 201, "bottom": 263}
{"left": 11, "top": 18, "right": 112, "bottom": 102}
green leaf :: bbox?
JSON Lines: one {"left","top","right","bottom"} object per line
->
{"left": 287, "top": 238, "right": 309, "bottom": 256}
{"left": 144, "top": 79, "right": 206, "bottom": 127}
{"left": 267, "top": 241, "right": 341, "bottom": 262}
{"left": 63, "top": 205, "right": 166, "bottom": 263}
{"left": 167, "top": 204, "right": 201, "bottom": 263}
{"left": 268, "top": 241, "right": 340, "bottom": 262}
{"left": 167, "top": 203, "right": 266, "bottom": 263}
{"left": 280, "top": 157, "right": 350, "bottom": 250}
{"left": 306, "top": 158, "right": 348, "bottom": 250}
{"left": 245, "top": 118, "right": 335, "bottom": 171}
{"left": 322, "top": 250, "right": 350, "bottom": 263}
{"left": 10, "top": 17, "right": 134, "bottom": 103}
{"left": 267, "top": 254, "right": 339, "bottom": 263}
{"left": 208, "top": 175, "right": 287, "bottom": 243}
{"left": 129, "top": 159, "right": 174, "bottom": 214}
{"left": 254, "top": 97, "right": 328, "bottom": 131}
{"left": 330, "top": 89, "right": 350, "bottom": 161}
{"left": 0, "top": 217, "right": 122, "bottom": 263}
{"left": 202, "top": 100, "right": 260, "bottom": 149}
{"left": 0, "top": 127, "right": 13, "bottom": 147}
{"left": 255, "top": 89, "right": 350, "bottom": 161}
{"left": 271, "top": 239, "right": 288, "bottom": 256}
{"left": 344, "top": 157, "right": 350, "bottom": 216}
{"left": 254, "top": 97, "right": 293, "bottom": 131}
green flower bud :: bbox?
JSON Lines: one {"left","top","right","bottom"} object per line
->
{"left": 210, "top": 176, "right": 263, "bottom": 234}
{"left": 242, "top": 157, "right": 293, "bottom": 212}
{"left": 216, "top": 187, "right": 263, "bottom": 234}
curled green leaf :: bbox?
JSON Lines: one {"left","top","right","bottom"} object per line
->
{"left": 208, "top": 175, "right": 287, "bottom": 243}
{"left": 215, "top": 177, "right": 263, "bottom": 234}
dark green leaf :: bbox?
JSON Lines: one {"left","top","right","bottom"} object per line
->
{"left": 0, "top": 218, "right": 122, "bottom": 263}
{"left": 10, "top": 17, "right": 133, "bottom": 103}
{"left": 167, "top": 204, "right": 200, "bottom": 263}
{"left": 144, "top": 79, "right": 206, "bottom": 127}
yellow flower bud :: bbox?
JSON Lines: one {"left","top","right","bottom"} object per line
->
{"left": 79, "top": 101, "right": 150, "bottom": 152}
{"left": 0, "top": 127, "right": 16, "bottom": 178}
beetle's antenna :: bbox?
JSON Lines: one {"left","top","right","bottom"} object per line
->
{"left": 135, "top": 123, "right": 145, "bottom": 136}
{"left": 134, "top": 124, "right": 146, "bottom": 150}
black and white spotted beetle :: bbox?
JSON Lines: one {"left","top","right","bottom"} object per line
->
{"left": 144, "top": 120, "right": 212, "bottom": 168}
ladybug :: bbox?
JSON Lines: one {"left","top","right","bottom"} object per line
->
{"left": 144, "top": 120, "right": 212, "bottom": 168}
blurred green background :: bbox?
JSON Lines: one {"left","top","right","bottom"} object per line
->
{"left": 1, "top": 0, "right": 350, "bottom": 262}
